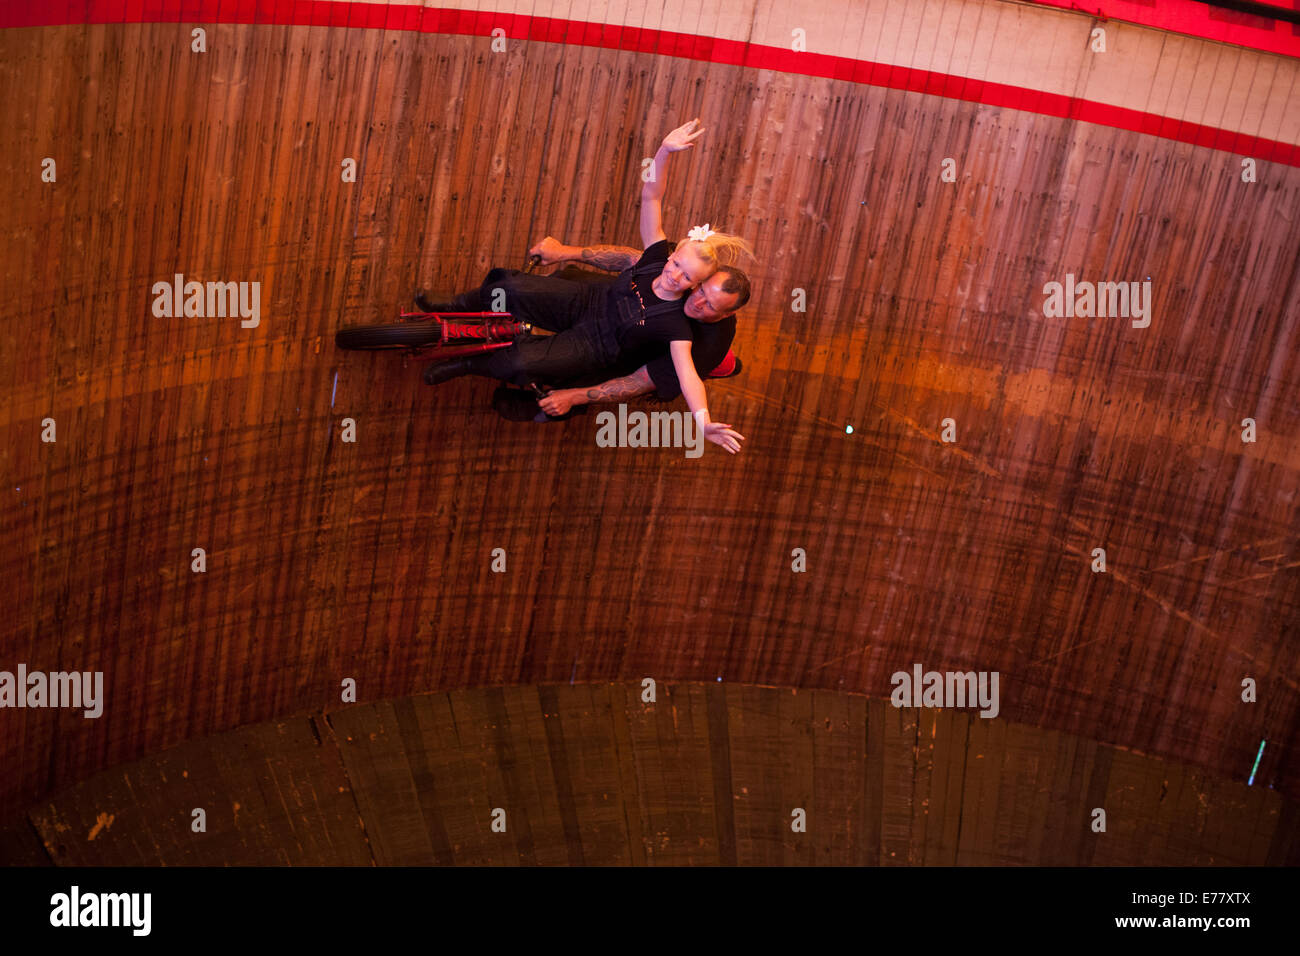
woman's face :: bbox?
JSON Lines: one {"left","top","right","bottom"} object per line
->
{"left": 657, "top": 245, "right": 710, "bottom": 295}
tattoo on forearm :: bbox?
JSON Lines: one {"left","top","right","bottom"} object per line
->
{"left": 585, "top": 369, "right": 653, "bottom": 403}
{"left": 580, "top": 245, "right": 640, "bottom": 272}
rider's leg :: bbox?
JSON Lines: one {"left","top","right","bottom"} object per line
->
{"left": 420, "top": 269, "right": 605, "bottom": 332}
{"left": 478, "top": 325, "right": 607, "bottom": 384}
{"left": 423, "top": 325, "right": 607, "bottom": 387}
{"left": 479, "top": 269, "right": 606, "bottom": 333}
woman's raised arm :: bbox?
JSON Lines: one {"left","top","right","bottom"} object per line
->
{"left": 640, "top": 119, "right": 705, "bottom": 248}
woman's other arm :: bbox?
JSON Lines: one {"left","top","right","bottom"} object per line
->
{"left": 670, "top": 339, "right": 744, "bottom": 454}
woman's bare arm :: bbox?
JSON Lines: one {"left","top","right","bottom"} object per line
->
{"left": 670, "top": 339, "right": 744, "bottom": 454}
{"left": 640, "top": 119, "right": 704, "bottom": 248}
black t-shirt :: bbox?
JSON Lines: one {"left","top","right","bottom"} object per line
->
{"left": 594, "top": 313, "right": 736, "bottom": 400}
{"left": 602, "top": 239, "right": 693, "bottom": 351}
{"left": 643, "top": 314, "right": 736, "bottom": 399}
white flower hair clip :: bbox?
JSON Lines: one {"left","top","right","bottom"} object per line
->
{"left": 687, "top": 223, "right": 714, "bottom": 242}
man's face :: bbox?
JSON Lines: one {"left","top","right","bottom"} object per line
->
{"left": 684, "top": 274, "right": 741, "bottom": 323}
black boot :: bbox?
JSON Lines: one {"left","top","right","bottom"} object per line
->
{"left": 491, "top": 385, "right": 542, "bottom": 421}
{"left": 413, "top": 289, "right": 483, "bottom": 313}
{"left": 414, "top": 291, "right": 448, "bottom": 312}
{"left": 423, "top": 357, "right": 486, "bottom": 385}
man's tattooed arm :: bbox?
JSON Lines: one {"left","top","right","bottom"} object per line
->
{"left": 539, "top": 367, "right": 657, "bottom": 417}
{"left": 583, "top": 366, "right": 655, "bottom": 402}
{"left": 579, "top": 245, "right": 641, "bottom": 272}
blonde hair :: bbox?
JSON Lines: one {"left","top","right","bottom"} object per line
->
{"left": 675, "top": 231, "right": 755, "bottom": 270}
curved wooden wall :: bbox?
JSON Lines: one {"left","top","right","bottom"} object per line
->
{"left": 29, "top": 684, "right": 1297, "bottom": 866}
{"left": 1, "top": 0, "right": 1297, "bottom": 861}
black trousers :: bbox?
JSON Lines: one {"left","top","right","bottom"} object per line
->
{"left": 437, "top": 267, "right": 607, "bottom": 332}
{"left": 441, "top": 269, "right": 625, "bottom": 387}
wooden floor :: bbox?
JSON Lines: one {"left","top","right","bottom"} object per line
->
{"left": 28, "top": 683, "right": 1296, "bottom": 865}
{"left": 1, "top": 2, "right": 1298, "bottom": 863}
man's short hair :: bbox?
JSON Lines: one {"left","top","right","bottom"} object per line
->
{"left": 713, "top": 266, "right": 751, "bottom": 311}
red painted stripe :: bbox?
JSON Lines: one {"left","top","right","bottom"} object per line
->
{"left": 1022, "top": 0, "right": 1300, "bottom": 61}
{"left": 1024, "top": 0, "right": 1300, "bottom": 60}
{"left": 3, "top": 1, "right": 1296, "bottom": 167}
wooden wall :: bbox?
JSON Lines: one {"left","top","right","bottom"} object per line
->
{"left": 1, "top": 2, "right": 1297, "bottom": 861}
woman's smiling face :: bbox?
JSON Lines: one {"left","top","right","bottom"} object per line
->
{"left": 656, "top": 245, "right": 710, "bottom": 295}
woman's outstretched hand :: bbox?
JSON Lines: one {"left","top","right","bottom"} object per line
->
{"left": 661, "top": 118, "right": 706, "bottom": 153}
{"left": 703, "top": 421, "right": 744, "bottom": 454}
